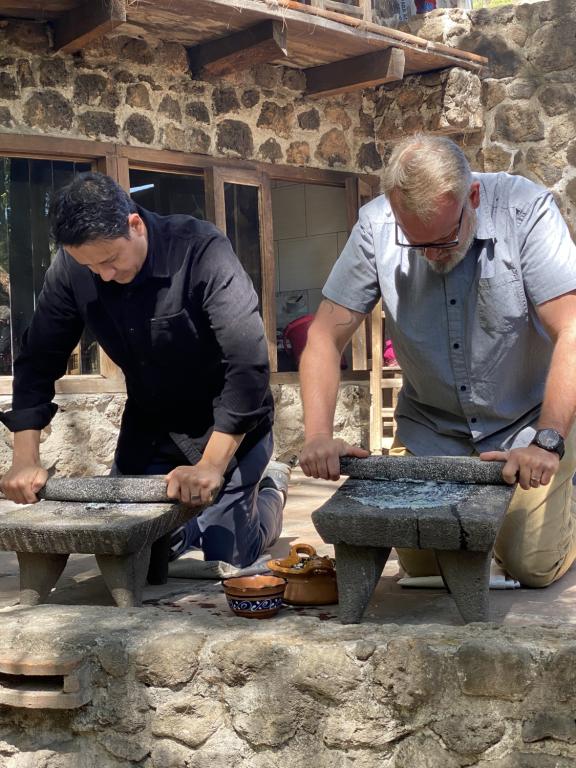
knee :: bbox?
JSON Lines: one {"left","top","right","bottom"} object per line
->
{"left": 497, "top": 551, "right": 564, "bottom": 589}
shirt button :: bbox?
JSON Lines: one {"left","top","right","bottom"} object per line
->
{"left": 453, "top": 343, "right": 460, "bottom": 349}
{"left": 450, "top": 299, "right": 456, "bottom": 305}
{"left": 460, "top": 385, "right": 467, "bottom": 391}
{"left": 471, "top": 417, "right": 477, "bottom": 423}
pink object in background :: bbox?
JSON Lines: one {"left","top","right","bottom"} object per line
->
{"left": 383, "top": 339, "right": 398, "bottom": 367}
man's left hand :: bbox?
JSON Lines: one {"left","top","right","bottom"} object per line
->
{"left": 165, "top": 462, "right": 223, "bottom": 506}
{"left": 480, "top": 444, "right": 560, "bottom": 490}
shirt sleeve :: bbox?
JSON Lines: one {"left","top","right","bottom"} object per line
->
{"left": 322, "top": 204, "right": 381, "bottom": 314}
{"left": 0, "top": 251, "right": 84, "bottom": 432}
{"left": 192, "top": 234, "right": 271, "bottom": 437}
{"left": 518, "top": 191, "right": 576, "bottom": 306}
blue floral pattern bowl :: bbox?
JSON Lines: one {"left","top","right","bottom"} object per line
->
{"left": 223, "top": 575, "right": 287, "bottom": 619}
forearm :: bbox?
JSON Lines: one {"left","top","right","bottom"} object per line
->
{"left": 200, "top": 430, "right": 245, "bottom": 474}
{"left": 300, "top": 335, "right": 342, "bottom": 440}
{"left": 12, "top": 430, "right": 42, "bottom": 466}
{"left": 538, "top": 328, "right": 576, "bottom": 436}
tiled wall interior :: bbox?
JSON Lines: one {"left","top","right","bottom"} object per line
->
{"left": 272, "top": 181, "right": 349, "bottom": 371}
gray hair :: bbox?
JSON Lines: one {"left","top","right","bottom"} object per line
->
{"left": 382, "top": 134, "right": 472, "bottom": 221}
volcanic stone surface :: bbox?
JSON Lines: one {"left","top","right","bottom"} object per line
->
{"left": 339, "top": 456, "right": 508, "bottom": 485}
{"left": 38, "top": 475, "right": 171, "bottom": 503}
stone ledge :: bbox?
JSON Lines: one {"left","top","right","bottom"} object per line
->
{"left": 0, "top": 605, "right": 573, "bottom": 765}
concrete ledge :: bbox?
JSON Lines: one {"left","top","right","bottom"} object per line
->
{"left": 0, "top": 605, "right": 573, "bottom": 765}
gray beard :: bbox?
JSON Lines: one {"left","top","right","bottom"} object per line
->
{"left": 422, "top": 211, "right": 478, "bottom": 275}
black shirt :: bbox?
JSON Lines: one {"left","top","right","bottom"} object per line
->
{"left": 1, "top": 208, "right": 274, "bottom": 473}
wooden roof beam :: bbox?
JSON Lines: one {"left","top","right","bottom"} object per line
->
{"left": 187, "top": 19, "right": 288, "bottom": 78}
{"left": 53, "top": 0, "right": 126, "bottom": 54}
{"left": 305, "top": 46, "right": 405, "bottom": 97}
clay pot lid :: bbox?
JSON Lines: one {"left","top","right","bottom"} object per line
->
{"left": 222, "top": 574, "right": 286, "bottom": 597}
{"left": 268, "top": 543, "right": 336, "bottom": 576}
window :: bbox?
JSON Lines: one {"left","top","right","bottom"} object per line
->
{"left": 0, "top": 156, "right": 97, "bottom": 376}
{"left": 272, "top": 181, "right": 350, "bottom": 372}
{"left": 129, "top": 169, "right": 205, "bottom": 219}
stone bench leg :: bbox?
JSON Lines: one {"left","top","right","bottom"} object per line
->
{"left": 147, "top": 532, "right": 171, "bottom": 585}
{"left": 95, "top": 547, "right": 152, "bottom": 608}
{"left": 17, "top": 552, "right": 70, "bottom": 606}
{"left": 334, "top": 543, "right": 391, "bottom": 624}
{"left": 435, "top": 549, "right": 492, "bottom": 623}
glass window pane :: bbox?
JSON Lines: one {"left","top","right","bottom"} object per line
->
{"left": 224, "top": 183, "right": 262, "bottom": 310}
{"left": 272, "top": 181, "right": 348, "bottom": 372}
{"left": 129, "top": 169, "right": 206, "bottom": 219}
{"left": 0, "top": 157, "right": 96, "bottom": 376}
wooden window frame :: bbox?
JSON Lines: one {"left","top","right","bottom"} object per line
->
{"left": 0, "top": 134, "right": 380, "bottom": 393}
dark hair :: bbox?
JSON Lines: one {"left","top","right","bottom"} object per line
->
{"left": 49, "top": 171, "right": 137, "bottom": 246}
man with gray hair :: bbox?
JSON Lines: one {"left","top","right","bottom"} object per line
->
{"left": 299, "top": 133, "right": 576, "bottom": 588}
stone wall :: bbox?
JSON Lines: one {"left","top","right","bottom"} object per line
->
{"left": 379, "top": 0, "right": 576, "bottom": 235}
{"left": 0, "top": 21, "right": 381, "bottom": 173}
{"left": 0, "top": 606, "right": 575, "bottom": 767}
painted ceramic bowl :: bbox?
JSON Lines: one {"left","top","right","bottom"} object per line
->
{"left": 222, "top": 574, "right": 287, "bottom": 619}
{"left": 267, "top": 543, "right": 338, "bottom": 605}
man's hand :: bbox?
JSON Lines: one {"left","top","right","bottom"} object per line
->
{"left": 480, "top": 444, "right": 560, "bottom": 490}
{"left": 0, "top": 463, "right": 48, "bottom": 504}
{"left": 300, "top": 435, "right": 370, "bottom": 481}
{"left": 165, "top": 461, "right": 223, "bottom": 506}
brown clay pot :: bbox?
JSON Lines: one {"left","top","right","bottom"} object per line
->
{"left": 222, "top": 574, "right": 287, "bottom": 619}
{"left": 267, "top": 543, "right": 338, "bottom": 605}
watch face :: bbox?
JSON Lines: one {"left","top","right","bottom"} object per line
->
{"left": 537, "top": 429, "right": 561, "bottom": 450}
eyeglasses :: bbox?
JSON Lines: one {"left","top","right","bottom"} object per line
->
{"left": 395, "top": 207, "right": 465, "bottom": 250}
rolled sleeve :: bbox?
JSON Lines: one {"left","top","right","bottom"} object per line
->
{"left": 0, "top": 403, "right": 58, "bottom": 432}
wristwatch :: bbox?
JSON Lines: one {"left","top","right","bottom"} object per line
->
{"left": 531, "top": 429, "right": 565, "bottom": 460}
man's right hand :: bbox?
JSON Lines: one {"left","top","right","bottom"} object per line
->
{"left": 300, "top": 435, "right": 370, "bottom": 481}
{"left": 0, "top": 463, "right": 48, "bottom": 504}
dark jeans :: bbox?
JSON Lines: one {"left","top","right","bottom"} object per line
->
{"left": 112, "top": 431, "right": 283, "bottom": 568}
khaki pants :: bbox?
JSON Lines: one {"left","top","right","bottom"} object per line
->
{"left": 392, "top": 426, "right": 576, "bottom": 587}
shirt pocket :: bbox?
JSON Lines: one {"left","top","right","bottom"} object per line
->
{"left": 149, "top": 309, "right": 199, "bottom": 366}
{"left": 476, "top": 273, "right": 527, "bottom": 335}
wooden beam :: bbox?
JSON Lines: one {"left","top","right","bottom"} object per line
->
{"left": 306, "top": 46, "right": 405, "bottom": 97}
{"left": 187, "top": 20, "right": 287, "bottom": 78}
{"left": 53, "top": 0, "right": 126, "bottom": 55}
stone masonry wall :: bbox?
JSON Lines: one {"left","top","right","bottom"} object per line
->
{"left": 377, "top": 0, "right": 576, "bottom": 235}
{"left": 0, "top": 21, "right": 381, "bottom": 173}
{"left": 0, "top": 606, "right": 575, "bottom": 767}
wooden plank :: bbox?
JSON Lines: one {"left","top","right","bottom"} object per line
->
{"left": 187, "top": 19, "right": 287, "bottom": 77}
{"left": 369, "top": 301, "right": 383, "bottom": 455}
{"left": 53, "top": 0, "right": 126, "bottom": 54}
{"left": 306, "top": 47, "right": 405, "bottom": 97}
{"left": 345, "top": 177, "right": 368, "bottom": 371}
{"left": 0, "top": 133, "right": 114, "bottom": 161}
{"left": 204, "top": 167, "right": 226, "bottom": 232}
{"left": 258, "top": 175, "right": 278, "bottom": 372}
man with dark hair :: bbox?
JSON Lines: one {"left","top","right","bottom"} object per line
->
{"left": 0, "top": 172, "right": 289, "bottom": 569}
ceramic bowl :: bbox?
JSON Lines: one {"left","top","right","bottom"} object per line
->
{"left": 222, "top": 574, "right": 287, "bottom": 619}
{"left": 267, "top": 543, "right": 338, "bottom": 605}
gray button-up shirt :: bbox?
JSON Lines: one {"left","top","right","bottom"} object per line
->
{"left": 323, "top": 172, "right": 576, "bottom": 456}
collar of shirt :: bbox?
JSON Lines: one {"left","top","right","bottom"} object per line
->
{"left": 473, "top": 174, "right": 497, "bottom": 242}
{"left": 136, "top": 205, "right": 171, "bottom": 280}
